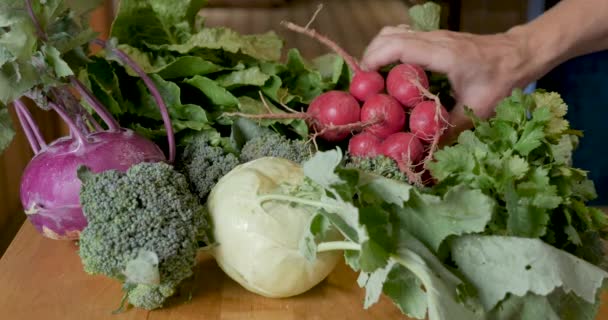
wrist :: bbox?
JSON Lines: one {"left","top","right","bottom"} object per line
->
{"left": 505, "top": 24, "right": 563, "bottom": 85}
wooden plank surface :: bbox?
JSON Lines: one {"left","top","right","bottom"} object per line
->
{"left": 0, "top": 223, "right": 406, "bottom": 320}
{"left": 2, "top": 222, "right": 608, "bottom": 320}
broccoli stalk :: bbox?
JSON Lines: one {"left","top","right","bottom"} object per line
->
{"left": 77, "top": 162, "right": 207, "bottom": 310}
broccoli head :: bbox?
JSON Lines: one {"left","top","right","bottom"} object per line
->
{"left": 345, "top": 155, "right": 409, "bottom": 183}
{"left": 240, "top": 131, "right": 313, "bottom": 164}
{"left": 177, "top": 134, "right": 240, "bottom": 201}
{"left": 77, "top": 162, "right": 206, "bottom": 310}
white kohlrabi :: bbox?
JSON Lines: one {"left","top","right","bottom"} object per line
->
{"left": 206, "top": 157, "right": 342, "bottom": 298}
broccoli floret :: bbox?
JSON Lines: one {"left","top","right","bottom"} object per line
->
{"left": 177, "top": 135, "right": 240, "bottom": 201}
{"left": 240, "top": 131, "right": 313, "bottom": 164}
{"left": 345, "top": 155, "right": 409, "bottom": 183}
{"left": 77, "top": 162, "right": 206, "bottom": 310}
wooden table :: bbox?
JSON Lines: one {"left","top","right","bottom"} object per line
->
{"left": 1, "top": 222, "right": 608, "bottom": 320}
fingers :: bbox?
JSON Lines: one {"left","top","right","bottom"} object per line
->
{"left": 439, "top": 104, "right": 474, "bottom": 146}
{"left": 361, "top": 29, "right": 450, "bottom": 73}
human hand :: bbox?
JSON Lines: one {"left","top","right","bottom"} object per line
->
{"left": 361, "top": 25, "right": 537, "bottom": 143}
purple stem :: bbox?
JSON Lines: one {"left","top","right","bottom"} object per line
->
{"left": 70, "top": 76, "right": 120, "bottom": 131}
{"left": 24, "top": 0, "right": 48, "bottom": 41}
{"left": 85, "top": 112, "right": 104, "bottom": 132}
{"left": 14, "top": 99, "right": 42, "bottom": 153}
{"left": 49, "top": 102, "right": 87, "bottom": 145}
{"left": 94, "top": 39, "right": 176, "bottom": 162}
{"left": 15, "top": 100, "right": 47, "bottom": 149}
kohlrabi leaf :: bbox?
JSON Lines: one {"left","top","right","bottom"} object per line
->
{"left": 451, "top": 235, "right": 608, "bottom": 311}
{"left": 357, "top": 260, "right": 396, "bottom": 309}
{"left": 392, "top": 185, "right": 494, "bottom": 251}
{"left": 383, "top": 264, "right": 427, "bottom": 319}
{"left": 0, "top": 106, "right": 15, "bottom": 153}
{"left": 393, "top": 239, "right": 482, "bottom": 320}
{"left": 408, "top": 2, "right": 442, "bottom": 31}
{"left": 487, "top": 288, "right": 601, "bottom": 320}
{"left": 487, "top": 293, "right": 561, "bottom": 320}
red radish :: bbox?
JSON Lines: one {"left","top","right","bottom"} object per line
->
{"left": 386, "top": 64, "right": 429, "bottom": 108}
{"left": 380, "top": 132, "right": 425, "bottom": 167}
{"left": 360, "top": 94, "right": 406, "bottom": 139}
{"left": 348, "top": 132, "right": 382, "bottom": 157}
{"left": 281, "top": 21, "right": 384, "bottom": 102}
{"left": 306, "top": 90, "right": 361, "bottom": 141}
{"left": 350, "top": 71, "right": 385, "bottom": 102}
{"left": 224, "top": 90, "right": 366, "bottom": 142}
{"left": 409, "top": 100, "right": 450, "bottom": 142}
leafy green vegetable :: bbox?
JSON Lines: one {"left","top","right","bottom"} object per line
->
{"left": 0, "top": 106, "right": 15, "bottom": 152}
{"left": 111, "top": 0, "right": 206, "bottom": 47}
{"left": 0, "top": 0, "right": 101, "bottom": 153}
{"left": 408, "top": 2, "right": 442, "bottom": 31}
{"left": 428, "top": 90, "right": 607, "bottom": 262}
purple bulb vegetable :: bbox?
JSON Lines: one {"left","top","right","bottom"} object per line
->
{"left": 14, "top": 2, "right": 177, "bottom": 239}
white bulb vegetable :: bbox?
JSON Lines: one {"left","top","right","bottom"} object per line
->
{"left": 207, "top": 157, "right": 342, "bottom": 298}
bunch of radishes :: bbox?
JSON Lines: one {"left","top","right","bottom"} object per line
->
{"left": 229, "top": 21, "right": 449, "bottom": 186}
{"left": 345, "top": 62, "right": 449, "bottom": 173}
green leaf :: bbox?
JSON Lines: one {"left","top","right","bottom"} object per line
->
{"left": 111, "top": 0, "right": 207, "bottom": 47}
{"left": 312, "top": 53, "right": 345, "bottom": 85}
{"left": 42, "top": 45, "right": 73, "bottom": 78}
{"left": 505, "top": 181, "right": 550, "bottom": 238}
{"left": 299, "top": 214, "right": 334, "bottom": 263}
{"left": 147, "top": 27, "right": 283, "bottom": 62}
{"left": 183, "top": 75, "right": 239, "bottom": 107}
{"left": 408, "top": 2, "right": 442, "bottom": 31}
{"left": 216, "top": 66, "right": 270, "bottom": 88}
{"left": 357, "top": 260, "right": 396, "bottom": 308}
{"left": 451, "top": 235, "right": 608, "bottom": 311}
{"left": 393, "top": 245, "right": 481, "bottom": 320}
{"left": 0, "top": 106, "right": 15, "bottom": 153}
{"left": 487, "top": 293, "right": 560, "bottom": 320}
{"left": 532, "top": 91, "right": 570, "bottom": 139}
{"left": 514, "top": 119, "right": 545, "bottom": 156}
{"left": 137, "top": 74, "right": 209, "bottom": 132}
{"left": 261, "top": 75, "right": 296, "bottom": 105}
{"left": 383, "top": 264, "right": 427, "bottom": 319}
{"left": 111, "top": 45, "right": 224, "bottom": 78}
{"left": 358, "top": 176, "right": 413, "bottom": 207}
{"left": 394, "top": 185, "right": 494, "bottom": 251}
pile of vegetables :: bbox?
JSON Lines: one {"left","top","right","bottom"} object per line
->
{"left": 1, "top": 0, "right": 607, "bottom": 318}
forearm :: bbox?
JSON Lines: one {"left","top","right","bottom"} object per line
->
{"left": 507, "top": 0, "right": 608, "bottom": 81}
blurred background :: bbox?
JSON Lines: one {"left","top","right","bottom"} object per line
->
{"left": 0, "top": 0, "right": 589, "bottom": 256}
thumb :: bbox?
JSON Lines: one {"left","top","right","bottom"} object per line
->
{"left": 439, "top": 104, "right": 474, "bottom": 146}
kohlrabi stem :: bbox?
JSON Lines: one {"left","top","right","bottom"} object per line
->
{"left": 70, "top": 76, "right": 120, "bottom": 131}
{"left": 281, "top": 21, "right": 361, "bottom": 74}
{"left": 257, "top": 194, "right": 342, "bottom": 211}
{"left": 317, "top": 241, "right": 361, "bottom": 253}
{"left": 94, "top": 39, "right": 176, "bottom": 163}
{"left": 13, "top": 99, "right": 43, "bottom": 153}
{"left": 49, "top": 102, "right": 87, "bottom": 144}
{"left": 24, "top": 0, "right": 48, "bottom": 41}
{"left": 84, "top": 111, "right": 103, "bottom": 132}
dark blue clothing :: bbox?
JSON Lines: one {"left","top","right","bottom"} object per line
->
{"left": 536, "top": 51, "right": 608, "bottom": 205}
